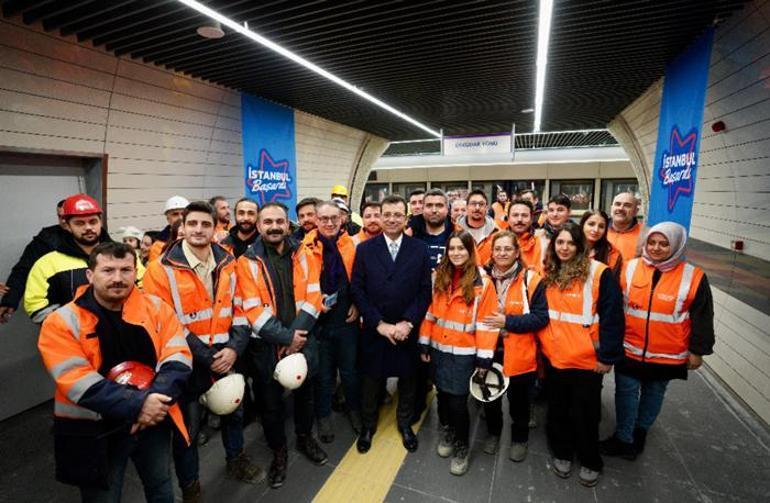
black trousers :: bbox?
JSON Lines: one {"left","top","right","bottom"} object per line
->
{"left": 361, "top": 375, "right": 416, "bottom": 430}
{"left": 437, "top": 391, "right": 470, "bottom": 445}
{"left": 412, "top": 359, "right": 431, "bottom": 419}
{"left": 484, "top": 372, "right": 535, "bottom": 443}
{"left": 545, "top": 364, "right": 604, "bottom": 471}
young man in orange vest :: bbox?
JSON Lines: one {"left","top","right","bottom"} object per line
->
{"left": 456, "top": 189, "right": 499, "bottom": 265}
{"left": 38, "top": 242, "right": 192, "bottom": 502}
{"left": 357, "top": 201, "right": 383, "bottom": 241}
{"left": 607, "top": 192, "right": 644, "bottom": 262}
{"left": 143, "top": 201, "right": 262, "bottom": 502}
{"left": 209, "top": 195, "right": 233, "bottom": 243}
{"left": 507, "top": 199, "right": 547, "bottom": 273}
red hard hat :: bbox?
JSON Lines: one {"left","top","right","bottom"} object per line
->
{"left": 106, "top": 361, "right": 155, "bottom": 390}
{"left": 62, "top": 194, "right": 102, "bottom": 217}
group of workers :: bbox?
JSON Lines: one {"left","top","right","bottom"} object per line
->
{"left": 0, "top": 183, "right": 714, "bottom": 502}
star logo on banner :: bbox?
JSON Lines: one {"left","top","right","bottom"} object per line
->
{"left": 246, "top": 148, "right": 293, "bottom": 206}
{"left": 658, "top": 126, "right": 698, "bottom": 211}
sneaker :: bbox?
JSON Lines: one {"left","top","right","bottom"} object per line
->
{"left": 297, "top": 434, "right": 328, "bottom": 465}
{"left": 268, "top": 446, "right": 288, "bottom": 489}
{"left": 509, "top": 442, "right": 528, "bottom": 462}
{"left": 348, "top": 410, "right": 363, "bottom": 435}
{"left": 226, "top": 451, "right": 265, "bottom": 484}
{"left": 437, "top": 425, "right": 455, "bottom": 458}
{"left": 599, "top": 434, "right": 637, "bottom": 460}
{"left": 483, "top": 435, "right": 499, "bottom": 455}
{"left": 449, "top": 442, "right": 470, "bottom": 476}
{"left": 318, "top": 416, "right": 335, "bottom": 444}
{"left": 181, "top": 480, "right": 201, "bottom": 503}
{"left": 528, "top": 404, "right": 537, "bottom": 429}
{"left": 551, "top": 458, "right": 572, "bottom": 479}
{"left": 633, "top": 427, "right": 648, "bottom": 454}
{"left": 578, "top": 466, "right": 600, "bottom": 487}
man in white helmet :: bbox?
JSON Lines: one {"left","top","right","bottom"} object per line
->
{"left": 147, "top": 195, "right": 189, "bottom": 262}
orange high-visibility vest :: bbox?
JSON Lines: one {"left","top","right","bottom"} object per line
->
{"left": 419, "top": 270, "right": 499, "bottom": 362}
{"left": 301, "top": 229, "right": 360, "bottom": 281}
{"left": 516, "top": 232, "right": 547, "bottom": 273}
{"left": 147, "top": 240, "right": 165, "bottom": 263}
{"left": 500, "top": 269, "right": 543, "bottom": 376}
{"left": 38, "top": 287, "right": 192, "bottom": 444}
{"left": 620, "top": 258, "right": 702, "bottom": 365}
{"left": 538, "top": 260, "right": 607, "bottom": 370}
{"left": 608, "top": 223, "right": 643, "bottom": 262}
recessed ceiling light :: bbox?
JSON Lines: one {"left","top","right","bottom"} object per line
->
{"left": 197, "top": 21, "right": 225, "bottom": 39}
{"left": 521, "top": 108, "right": 534, "bottom": 113}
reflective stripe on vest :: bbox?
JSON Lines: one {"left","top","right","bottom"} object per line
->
{"left": 521, "top": 270, "right": 531, "bottom": 314}
{"left": 57, "top": 305, "right": 81, "bottom": 340}
{"left": 50, "top": 356, "right": 89, "bottom": 380}
{"left": 67, "top": 371, "right": 104, "bottom": 403}
{"left": 548, "top": 261, "right": 601, "bottom": 327}
{"left": 196, "top": 332, "right": 229, "bottom": 345}
{"left": 55, "top": 401, "right": 101, "bottom": 420}
{"left": 624, "top": 341, "right": 689, "bottom": 361}
{"left": 157, "top": 352, "right": 193, "bottom": 370}
{"left": 429, "top": 340, "right": 477, "bottom": 356}
{"left": 623, "top": 259, "right": 695, "bottom": 325}
{"left": 251, "top": 307, "right": 274, "bottom": 335}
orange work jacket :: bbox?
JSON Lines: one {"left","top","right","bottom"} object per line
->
{"left": 301, "top": 229, "right": 360, "bottom": 281}
{"left": 538, "top": 260, "right": 607, "bottom": 370}
{"left": 620, "top": 258, "right": 702, "bottom": 365}
{"left": 516, "top": 232, "right": 547, "bottom": 274}
{"left": 38, "top": 286, "right": 192, "bottom": 444}
{"left": 608, "top": 222, "right": 644, "bottom": 262}
{"left": 147, "top": 240, "right": 165, "bottom": 263}
{"left": 500, "top": 269, "right": 543, "bottom": 376}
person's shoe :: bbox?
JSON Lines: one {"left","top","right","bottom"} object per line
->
{"left": 297, "top": 434, "right": 328, "bottom": 465}
{"left": 449, "top": 442, "right": 470, "bottom": 476}
{"left": 400, "top": 426, "right": 419, "bottom": 452}
{"left": 357, "top": 428, "right": 374, "bottom": 453}
{"left": 348, "top": 410, "right": 363, "bottom": 435}
{"left": 578, "top": 466, "right": 601, "bottom": 487}
{"left": 226, "top": 451, "right": 265, "bottom": 484}
{"left": 633, "top": 427, "right": 648, "bottom": 454}
{"left": 268, "top": 446, "right": 288, "bottom": 489}
{"left": 483, "top": 435, "right": 499, "bottom": 455}
{"left": 551, "top": 458, "right": 572, "bottom": 479}
{"left": 181, "top": 480, "right": 201, "bottom": 503}
{"left": 197, "top": 430, "right": 209, "bottom": 447}
{"left": 437, "top": 426, "right": 455, "bottom": 458}
{"left": 509, "top": 442, "right": 528, "bottom": 462}
{"left": 599, "top": 434, "right": 637, "bottom": 461}
{"left": 528, "top": 404, "right": 537, "bottom": 429}
{"left": 318, "top": 416, "right": 335, "bottom": 444}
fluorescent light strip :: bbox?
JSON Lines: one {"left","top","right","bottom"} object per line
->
{"left": 176, "top": 0, "right": 441, "bottom": 138}
{"left": 533, "top": 0, "right": 554, "bottom": 133}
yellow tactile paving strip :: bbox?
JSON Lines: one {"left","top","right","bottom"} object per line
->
{"left": 313, "top": 391, "right": 433, "bottom": 503}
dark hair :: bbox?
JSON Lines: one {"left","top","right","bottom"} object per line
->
{"left": 423, "top": 188, "right": 448, "bottom": 204}
{"left": 579, "top": 209, "right": 612, "bottom": 265}
{"left": 161, "top": 221, "right": 184, "bottom": 254}
{"left": 234, "top": 197, "right": 259, "bottom": 212}
{"left": 434, "top": 231, "right": 481, "bottom": 304}
{"left": 361, "top": 201, "right": 382, "bottom": 213}
{"left": 518, "top": 189, "right": 538, "bottom": 200}
{"left": 57, "top": 199, "right": 66, "bottom": 209}
{"left": 260, "top": 202, "right": 289, "bottom": 219}
{"left": 508, "top": 198, "right": 534, "bottom": 215}
{"left": 547, "top": 193, "right": 572, "bottom": 210}
{"left": 143, "top": 230, "right": 161, "bottom": 243}
{"left": 296, "top": 197, "right": 321, "bottom": 214}
{"left": 466, "top": 189, "right": 488, "bottom": 204}
{"left": 183, "top": 201, "right": 216, "bottom": 223}
{"left": 408, "top": 189, "right": 426, "bottom": 199}
{"left": 208, "top": 195, "right": 227, "bottom": 206}
{"left": 88, "top": 242, "right": 136, "bottom": 270}
{"left": 543, "top": 221, "right": 589, "bottom": 289}
{"left": 381, "top": 194, "right": 408, "bottom": 214}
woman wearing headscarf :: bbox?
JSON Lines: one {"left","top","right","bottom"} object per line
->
{"left": 601, "top": 222, "right": 715, "bottom": 460}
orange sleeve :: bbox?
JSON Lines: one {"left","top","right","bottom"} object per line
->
{"left": 475, "top": 277, "right": 501, "bottom": 359}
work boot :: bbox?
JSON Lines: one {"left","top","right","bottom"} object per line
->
{"left": 268, "top": 446, "right": 288, "bottom": 489}
{"left": 437, "top": 425, "right": 455, "bottom": 458}
{"left": 181, "top": 480, "right": 201, "bottom": 503}
{"left": 449, "top": 442, "right": 470, "bottom": 476}
{"left": 297, "top": 434, "right": 328, "bottom": 465}
{"left": 509, "top": 442, "right": 528, "bottom": 462}
{"left": 226, "top": 451, "right": 265, "bottom": 484}
{"left": 551, "top": 458, "right": 572, "bottom": 479}
{"left": 528, "top": 404, "right": 537, "bottom": 429}
{"left": 318, "top": 416, "right": 335, "bottom": 444}
{"left": 482, "top": 435, "right": 499, "bottom": 455}
{"left": 348, "top": 410, "right": 363, "bottom": 435}
{"left": 599, "top": 434, "right": 637, "bottom": 460}
{"left": 633, "top": 427, "right": 648, "bottom": 454}
{"left": 578, "top": 466, "right": 601, "bottom": 487}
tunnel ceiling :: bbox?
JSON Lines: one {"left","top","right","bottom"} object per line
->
{"left": 2, "top": 0, "right": 750, "bottom": 140}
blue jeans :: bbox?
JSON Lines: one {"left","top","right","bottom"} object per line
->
{"left": 314, "top": 322, "right": 361, "bottom": 418}
{"left": 614, "top": 371, "right": 670, "bottom": 443}
{"left": 80, "top": 423, "right": 173, "bottom": 503}
{"left": 172, "top": 396, "right": 244, "bottom": 489}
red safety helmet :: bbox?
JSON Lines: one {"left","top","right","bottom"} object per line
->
{"left": 106, "top": 361, "right": 155, "bottom": 390}
{"left": 62, "top": 194, "right": 102, "bottom": 217}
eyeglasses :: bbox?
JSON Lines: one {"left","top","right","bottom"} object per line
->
{"left": 318, "top": 216, "right": 340, "bottom": 224}
{"left": 382, "top": 213, "right": 405, "bottom": 220}
{"left": 468, "top": 201, "right": 486, "bottom": 208}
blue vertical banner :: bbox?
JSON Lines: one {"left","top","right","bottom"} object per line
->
{"left": 241, "top": 94, "right": 298, "bottom": 219}
{"left": 647, "top": 28, "right": 714, "bottom": 229}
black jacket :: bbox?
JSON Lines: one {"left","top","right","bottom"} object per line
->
{"left": 220, "top": 225, "right": 259, "bottom": 258}
{"left": 2, "top": 225, "right": 66, "bottom": 309}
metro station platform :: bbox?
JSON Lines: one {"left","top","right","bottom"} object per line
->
{"left": 2, "top": 366, "right": 768, "bottom": 503}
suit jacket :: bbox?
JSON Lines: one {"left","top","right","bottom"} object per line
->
{"left": 350, "top": 233, "right": 432, "bottom": 378}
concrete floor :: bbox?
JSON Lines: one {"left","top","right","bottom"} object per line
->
{"left": 1, "top": 366, "right": 768, "bottom": 503}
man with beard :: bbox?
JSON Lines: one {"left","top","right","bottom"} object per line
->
{"left": 293, "top": 197, "right": 321, "bottom": 241}
{"left": 357, "top": 201, "right": 383, "bottom": 241}
{"left": 456, "top": 190, "right": 499, "bottom": 265}
{"left": 24, "top": 194, "right": 127, "bottom": 324}
{"left": 607, "top": 192, "right": 644, "bottom": 262}
{"left": 519, "top": 189, "right": 545, "bottom": 228}
{"left": 508, "top": 199, "right": 547, "bottom": 273}
{"left": 210, "top": 196, "right": 233, "bottom": 242}
{"left": 220, "top": 197, "right": 260, "bottom": 258}
{"left": 535, "top": 193, "right": 572, "bottom": 245}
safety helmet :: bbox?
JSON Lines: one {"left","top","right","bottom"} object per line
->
{"left": 330, "top": 185, "right": 349, "bottom": 197}
{"left": 120, "top": 226, "right": 144, "bottom": 241}
{"left": 469, "top": 363, "right": 509, "bottom": 403}
{"left": 331, "top": 197, "right": 351, "bottom": 214}
{"left": 163, "top": 195, "right": 190, "bottom": 214}
{"left": 199, "top": 373, "right": 245, "bottom": 415}
{"left": 106, "top": 361, "right": 155, "bottom": 390}
{"left": 61, "top": 194, "right": 102, "bottom": 217}
{"left": 273, "top": 353, "right": 308, "bottom": 390}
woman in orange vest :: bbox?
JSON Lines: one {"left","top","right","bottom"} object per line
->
{"left": 479, "top": 231, "right": 549, "bottom": 462}
{"left": 580, "top": 209, "right": 623, "bottom": 277}
{"left": 537, "top": 221, "right": 624, "bottom": 487}
{"left": 601, "top": 222, "right": 714, "bottom": 460}
{"left": 418, "top": 230, "right": 498, "bottom": 476}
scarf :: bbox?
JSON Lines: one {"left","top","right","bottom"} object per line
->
{"left": 641, "top": 221, "right": 687, "bottom": 272}
{"left": 318, "top": 232, "right": 345, "bottom": 294}
{"left": 491, "top": 262, "right": 520, "bottom": 309}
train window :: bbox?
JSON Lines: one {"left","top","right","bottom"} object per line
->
{"left": 550, "top": 179, "right": 594, "bottom": 211}
{"left": 392, "top": 182, "right": 427, "bottom": 200}
{"left": 364, "top": 183, "right": 389, "bottom": 202}
{"left": 601, "top": 179, "right": 640, "bottom": 213}
{"left": 471, "top": 181, "right": 495, "bottom": 203}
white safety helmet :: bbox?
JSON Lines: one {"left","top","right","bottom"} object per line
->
{"left": 273, "top": 353, "right": 308, "bottom": 390}
{"left": 199, "top": 373, "right": 245, "bottom": 415}
{"left": 469, "top": 363, "right": 509, "bottom": 403}
{"left": 120, "top": 226, "right": 144, "bottom": 241}
{"left": 163, "top": 195, "right": 190, "bottom": 214}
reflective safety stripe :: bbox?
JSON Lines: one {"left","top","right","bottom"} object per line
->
{"left": 301, "top": 302, "right": 320, "bottom": 318}
{"left": 624, "top": 306, "right": 690, "bottom": 324}
{"left": 624, "top": 259, "right": 639, "bottom": 300}
{"left": 50, "top": 356, "right": 89, "bottom": 380}
{"left": 248, "top": 260, "right": 260, "bottom": 282}
{"left": 146, "top": 294, "right": 163, "bottom": 310}
{"left": 56, "top": 305, "right": 80, "bottom": 338}
{"left": 157, "top": 352, "right": 192, "bottom": 370}
{"left": 624, "top": 259, "right": 695, "bottom": 324}
{"left": 675, "top": 264, "right": 695, "bottom": 315}
{"left": 434, "top": 317, "right": 476, "bottom": 334}
{"left": 163, "top": 266, "right": 185, "bottom": 318}
{"left": 521, "top": 271, "right": 531, "bottom": 314}
{"left": 298, "top": 253, "right": 309, "bottom": 277}
{"left": 233, "top": 296, "right": 243, "bottom": 307}
{"left": 243, "top": 297, "right": 262, "bottom": 310}
{"left": 307, "top": 283, "right": 321, "bottom": 293}
{"left": 624, "top": 342, "right": 689, "bottom": 361}
{"left": 164, "top": 335, "right": 187, "bottom": 347}
{"left": 252, "top": 308, "right": 274, "bottom": 333}
{"left": 548, "top": 262, "right": 601, "bottom": 327}
{"left": 55, "top": 401, "right": 100, "bottom": 420}
{"left": 196, "top": 332, "right": 229, "bottom": 345}
{"left": 32, "top": 304, "right": 61, "bottom": 324}
{"left": 477, "top": 348, "right": 494, "bottom": 359}
{"left": 229, "top": 272, "right": 236, "bottom": 300}
{"left": 429, "top": 340, "right": 477, "bottom": 355}
{"left": 218, "top": 306, "right": 232, "bottom": 318}
{"left": 351, "top": 234, "right": 361, "bottom": 246}
{"left": 548, "top": 309, "right": 599, "bottom": 326}
{"left": 67, "top": 371, "right": 104, "bottom": 402}
{"left": 179, "top": 307, "right": 213, "bottom": 325}
{"left": 424, "top": 312, "right": 437, "bottom": 322}
{"left": 232, "top": 316, "right": 248, "bottom": 326}
{"left": 418, "top": 335, "right": 430, "bottom": 345}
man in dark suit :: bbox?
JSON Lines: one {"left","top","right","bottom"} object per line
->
{"left": 350, "top": 195, "right": 432, "bottom": 454}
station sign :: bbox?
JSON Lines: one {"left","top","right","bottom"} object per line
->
{"left": 442, "top": 133, "right": 512, "bottom": 156}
